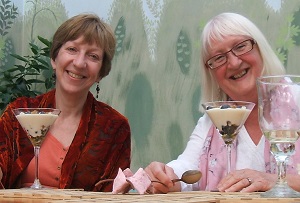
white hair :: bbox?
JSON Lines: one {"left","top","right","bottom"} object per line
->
{"left": 199, "top": 12, "right": 285, "bottom": 110}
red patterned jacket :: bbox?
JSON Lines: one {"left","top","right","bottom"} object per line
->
{"left": 0, "top": 89, "right": 131, "bottom": 191}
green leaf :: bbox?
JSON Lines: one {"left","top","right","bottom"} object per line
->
{"left": 38, "top": 36, "right": 51, "bottom": 47}
{"left": 26, "top": 79, "right": 44, "bottom": 83}
{"left": 36, "top": 58, "right": 49, "bottom": 66}
{"left": 10, "top": 54, "right": 29, "bottom": 62}
{"left": 4, "top": 66, "right": 21, "bottom": 72}
{"left": 13, "top": 65, "right": 25, "bottom": 72}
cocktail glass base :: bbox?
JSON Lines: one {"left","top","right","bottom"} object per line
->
{"left": 260, "top": 182, "right": 300, "bottom": 198}
{"left": 21, "top": 180, "right": 47, "bottom": 190}
{"left": 30, "top": 179, "right": 43, "bottom": 190}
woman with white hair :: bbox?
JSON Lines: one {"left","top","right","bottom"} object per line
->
{"left": 145, "top": 12, "right": 300, "bottom": 193}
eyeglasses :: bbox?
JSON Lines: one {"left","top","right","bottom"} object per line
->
{"left": 205, "top": 39, "right": 257, "bottom": 70}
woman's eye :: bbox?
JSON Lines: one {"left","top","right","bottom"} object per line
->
{"left": 67, "top": 47, "right": 77, "bottom": 52}
{"left": 235, "top": 44, "right": 246, "bottom": 51}
{"left": 89, "top": 54, "right": 100, "bottom": 61}
{"left": 214, "top": 55, "right": 226, "bottom": 63}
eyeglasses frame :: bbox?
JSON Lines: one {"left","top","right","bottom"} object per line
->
{"left": 205, "top": 39, "right": 257, "bottom": 70}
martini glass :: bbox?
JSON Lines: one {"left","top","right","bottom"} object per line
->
{"left": 202, "top": 101, "right": 255, "bottom": 174}
{"left": 257, "top": 75, "right": 300, "bottom": 197}
{"left": 13, "top": 108, "right": 60, "bottom": 189}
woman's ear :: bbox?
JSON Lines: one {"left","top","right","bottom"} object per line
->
{"left": 51, "top": 59, "right": 56, "bottom": 71}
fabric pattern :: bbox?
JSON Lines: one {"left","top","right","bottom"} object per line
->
{"left": 199, "top": 125, "right": 237, "bottom": 190}
{"left": 199, "top": 125, "right": 300, "bottom": 191}
{"left": 0, "top": 89, "right": 131, "bottom": 191}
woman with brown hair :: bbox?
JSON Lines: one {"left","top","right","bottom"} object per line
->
{"left": 0, "top": 13, "right": 131, "bottom": 192}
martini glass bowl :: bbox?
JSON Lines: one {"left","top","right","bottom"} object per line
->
{"left": 257, "top": 75, "right": 300, "bottom": 198}
{"left": 202, "top": 101, "right": 255, "bottom": 174}
{"left": 13, "top": 108, "right": 60, "bottom": 189}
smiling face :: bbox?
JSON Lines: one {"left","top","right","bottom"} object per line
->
{"left": 51, "top": 36, "right": 104, "bottom": 96}
{"left": 207, "top": 35, "right": 263, "bottom": 102}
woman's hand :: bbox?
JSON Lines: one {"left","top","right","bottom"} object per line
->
{"left": 217, "top": 169, "right": 277, "bottom": 192}
{"left": 144, "top": 161, "right": 180, "bottom": 193}
{"left": 286, "top": 174, "right": 300, "bottom": 192}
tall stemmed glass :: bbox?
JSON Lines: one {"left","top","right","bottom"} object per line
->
{"left": 202, "top": 101, "right": 255, "bottom": 174}
{"left": 13, "top": 108, "right": 60, "bottom": 189}
{"left": 257, "top": 75, "right": 300, "bottom": 197}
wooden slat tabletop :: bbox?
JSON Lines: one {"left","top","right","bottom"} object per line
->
{"left": 0, "top": 189, "right": 299, "bottom": 202}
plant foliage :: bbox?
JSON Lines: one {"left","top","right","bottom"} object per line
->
{"left": 0, "top": 36, "right": 54, "bottom": 110}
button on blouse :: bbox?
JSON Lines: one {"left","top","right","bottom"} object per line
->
{"left": 21, "top": 132, "right": 69, "bottom": 188}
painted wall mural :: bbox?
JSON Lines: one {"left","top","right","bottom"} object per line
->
{"left": 1, "top": 0, "right": 300, "bottom": 171}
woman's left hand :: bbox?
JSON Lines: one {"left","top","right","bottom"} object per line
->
{"left": 217, "top": 169, "right": 277, "bottom": 192}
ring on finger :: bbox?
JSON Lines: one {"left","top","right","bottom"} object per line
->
{"left": 246, "top": 177, "right": 252, "bottom": 185}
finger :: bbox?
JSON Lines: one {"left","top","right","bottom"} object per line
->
{"left": 164, "top": 165, "right": 178, "bottom": 181}
{"left": 144, "top": 163, "right": 174, "bottom": 193}
{"left": 151, "top": 165, "right": 174, "bottom": 187}
{"left": 218, "top": 173, "right": 241, "bottom": 191}
{"left": 240, "top": 182, "right": 258, "bottom": 193}
{"left": 144, "top": 162, "right": 164, "bottom": 179}
{"left": 150, "top": 182, "right": 169, "bottom": 194}
{"left": 240, "top": 179, "right": 271, "bottom": 193}
{"left": 223, "top": 178, "right": 251, "bottom": 192}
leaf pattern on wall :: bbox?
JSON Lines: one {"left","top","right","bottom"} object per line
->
{"left": 167, "top": 122, "right": 184, "bottom": 160}
{"left": 143, "top": 0, "right": 165, "bottom": 61}
{"left": 276, "top": 14, "right": 300, "bottom": 67}
{"left": 0, "top": 0, "right": 18, "bottom": 68}
{"left": 0, "top": 1, "right": 18, "bottom": 37}
{"left": 292, "top": 8, "right": 300, "bottom": 46}
{"left": 0, "top": 38, "right": 14, "bottom": 68}
{"left": 125, "top": 73, "right": 154, "bottom": 167}
{"left": 176, "top": 30, "right": 191, "bottom": 75}
{"left": 114, "top": 16, "right": 126, "bottom": 55}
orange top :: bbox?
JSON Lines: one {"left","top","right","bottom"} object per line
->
{"left": 21, "top": 132, "right": 69, "bottom": 188}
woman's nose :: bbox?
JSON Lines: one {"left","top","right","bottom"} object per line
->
{"left": 73, "top": 53, "right": 87, "bottom": 68}
{"left": 226, "top": 52, "right": 242, "bottom": 68}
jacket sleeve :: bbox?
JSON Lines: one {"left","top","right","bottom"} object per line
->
{"left": 93, "top": 118, "right": 131, "bottom": 192}
{"left": 0, "top": 104, "right": 16, "bottom": 187}
{"left": 0, "top": 101, "right": 34, "bottom": 188}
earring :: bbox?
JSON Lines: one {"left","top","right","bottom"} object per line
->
{"left": 96, "top": 82, "right": 100, "bottom": 99}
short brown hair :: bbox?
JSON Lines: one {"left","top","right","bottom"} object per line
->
{"left": 50, "top": 13, "right": 116, "bottom": 78}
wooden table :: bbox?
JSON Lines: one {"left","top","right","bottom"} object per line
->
{"left": 0, "top": 189, "right": 300, "bottom": 202}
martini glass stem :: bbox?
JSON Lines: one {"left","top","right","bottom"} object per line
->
{"left": 261, "top": 143, "right": 300, "bottom": 197}
{"left": 31, "top": 146, "right": 42, "bottom": 189}
{"left": 276, "top": 157, "right": 287, "bottom": 184}
{"left": 226, "top": 144, "right": 232, "bottom": 174}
